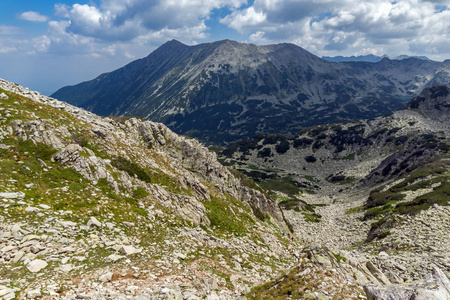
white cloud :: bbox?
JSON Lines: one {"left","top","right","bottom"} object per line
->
{"left": 51, "top": 0, "right": 247, "bottom": 42}
{"left": 0, "top": 25, "right": 21, "bottom": 35}
{"left": 54, "top": 4, "right": 71, "bottom": 18}
{"left": 221, "top": 7, "right": 267, "bottom": 32}
{"left": 0, "top": 46, "right": 17, "bottom": 54}
{"left": 18, "top": 11, "right": 49, "bottom": 23}
{"left": 220, "top": 0, "right": 450, "bottom": 60}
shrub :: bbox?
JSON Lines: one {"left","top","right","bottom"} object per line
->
{"left": 365, "top": 191, "right": 404, "bottom": 209}
{"left": 111, "top": 157, "right": 152, "bottom": 183}
{"left": 304, "top": 155, "right": 316, "bottom": 163}
{"left": 275, "top": 138, "right": 290, "bottom": 154}
{"left": 293, "top": 137, "right": 313, "bottom": 148}
{"left": 257, "top": 148, "right": 272, "bottom": 158}
{"left": 132, "top": 187, "right": 149, "bottom": 199}
{"left": 250, "top": 204, "right": 266, "bottom": 221}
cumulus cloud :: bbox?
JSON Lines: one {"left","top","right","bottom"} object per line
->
{"left": 18, "top": 11, "right": 49, "bottom": 22}
{"left": 52, "top": 0, "right": 246, "bottom": 42}
{"left": 221, "top": 0, "right": 450, "bottom": 60}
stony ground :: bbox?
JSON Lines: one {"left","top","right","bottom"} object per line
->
{"left": 1, "top": 79, "right": 449, "bottom": 299}
{"left": 283, "top": 192, "right": 371, "bottom": 251}
{"left": 0, "top": 79, "right": 300, "bottom": 299}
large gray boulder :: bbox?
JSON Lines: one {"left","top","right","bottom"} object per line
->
{"left": 364, "top": 267, "right": 450, "bottom": 300}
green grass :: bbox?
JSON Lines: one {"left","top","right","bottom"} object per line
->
{"left": 260, "top": 177, "right": 301, "bottom": 197}
{"left": 345, "top": 205, "right": 363, "bottom": 215}
{"left": 365, "top": 190, "right": 405, "bottom": 209}
{"left": 132, "top": 187, "right": 149, "bottom": 199}
{"left": 203, "top": 195, "right": 254, "bottom": 236}
{"left": 394, "top": 181, "right": 450, "bottom": 215}
{"left": 111, "top": 157, "right": 152, "bottom": 183}
{"left": 362, "top": 159, "right": 450, "bottom": 220}
{"left": 304, "top": 175, "right": 316, "bottom": 182}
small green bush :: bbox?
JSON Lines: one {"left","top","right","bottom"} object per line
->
{"left": 304, "top": 155, "right": 316, "bottom": 163}
{"left": 132, "top": 187, "right": 149, "bottom": 199}
{"left": 111, "top": 157, "right": 152, "bottom": 183}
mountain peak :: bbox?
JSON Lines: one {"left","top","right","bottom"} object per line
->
{"left": 407, "top": 85, "right": 450, "bottom": 120}
{"left": 51, "top": 40, "right": 450, "bottom": 144}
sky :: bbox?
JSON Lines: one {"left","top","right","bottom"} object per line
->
{"left": 0, "top": 0, "right": 449, "bottom": 95}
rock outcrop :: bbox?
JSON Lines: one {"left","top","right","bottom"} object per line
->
{"left": 364, "top": 267, "right": 450, "bottom": 300}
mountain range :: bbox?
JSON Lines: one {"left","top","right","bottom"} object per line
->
{"left": 322, "top": 54, "right": 431, "bottom": 63}
{"left": 51, "top": 39, "right": 450, "bottom": 144}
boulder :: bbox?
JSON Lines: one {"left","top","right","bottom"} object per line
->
{"left": 87, "top": 216, "right": 102, "bottom": 227}
{"left": 119, "top": 245, "right": 140, "bottom": 255}
{"left": 27, "top": 259, "right": 48, "bottom": 273}
{"left": 99, "top": 272, "right": 114, "bottom": 283}
{"left": 366, "top": 261, "right": 391, "bottom": 285}
{"left": 60, "top": 264, "right": 74, "bottom": 273}
{"left": 106, "top": 254, "right": 125, "bottom": 262}
{"left": 0, "top": 192, "right": 25, "bottom": 199}
{"left": 364, "top": 267, "right": 450, "bottom": 300}
{"left": 27, "top": 289, "right": 41, "bottom": 298}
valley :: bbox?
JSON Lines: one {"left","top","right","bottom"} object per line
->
{"left": 1, "top": 78, "right": 449, "bottom": 299}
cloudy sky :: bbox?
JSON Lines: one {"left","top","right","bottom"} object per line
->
{"left": 1, "top": 0, "right": 449, "bottom": 95}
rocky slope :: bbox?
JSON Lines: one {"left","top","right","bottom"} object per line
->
{"left": 51, "top": 40, "right": 450, "bottom": 144}
{"left": 1, "top": 79, "right": 449, "bottom": 299}
{"left": 220, "top": 85, "right": 450, "bottom": 298}
{"left": 0, "top": 78, "right": 296, "bottom": 299}
{"left": 220, "top": 85, "right": 450, "bottom": 194}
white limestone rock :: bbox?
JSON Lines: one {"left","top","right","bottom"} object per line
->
{"left": 27, "top": 259, "right": 48, "bottom": 273}
{"left": 60, "top": 264, "right": 74, "bottom": 273}
{"left": 87, "top": 216, "right": 102, "bottom": 228}
{"left": 119, "top": 245, "right": 141, "bottom": 256}
{"left": 27, "top": 289, "right": 41, "bottom": 298}
{"left": 106, "top": 254, "right": 125, "bottom": 262}
{"left": 99, "top": 272, "right": 114, "bottom": 283}
{"left": 0, "top": 192, "right": 25, "bottom": 199}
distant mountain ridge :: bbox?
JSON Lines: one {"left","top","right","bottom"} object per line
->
{"left": 322, "top": 54, "right": 431, "bottom": 63}
{"left": 52, "top": 39, "right": 450, "bottom": 144}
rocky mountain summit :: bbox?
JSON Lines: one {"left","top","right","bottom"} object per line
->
{"left": 1, "top": 79, "right": 449, "bottom": 299}
{"left": 51, "top": 40, "right": 450, "bottom": 144}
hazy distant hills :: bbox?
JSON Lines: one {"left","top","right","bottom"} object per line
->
{"left": 52, "top": 39, "right": 450, "bottom": 144}
{"left": 322, "top": 54, "right": 431, "bottom": 63}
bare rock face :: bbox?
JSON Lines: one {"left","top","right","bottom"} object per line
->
{"left": 407, "top": 85, "right": 450, "bottom": 122}
{"left": 364, "top": 267, "right": 450, "bottom": 300}
{"left": 129, "top": 117, "right": 286, "bottom": 227}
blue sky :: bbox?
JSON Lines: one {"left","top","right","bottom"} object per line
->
{"left": 1, "top": 0, "right": 449, "bottom": 95}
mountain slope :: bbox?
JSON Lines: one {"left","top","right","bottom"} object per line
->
{"left": 219, "top": 85, "right": 450, "bottom": 291}
{"left": 2, "top": 79, "right": 450, "bottom": 298}
{"left": 52, "top": 40, "right": 450, "bottom": 144}
{"left": 0, "top": 78, "right": 297, "bottom": 298}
